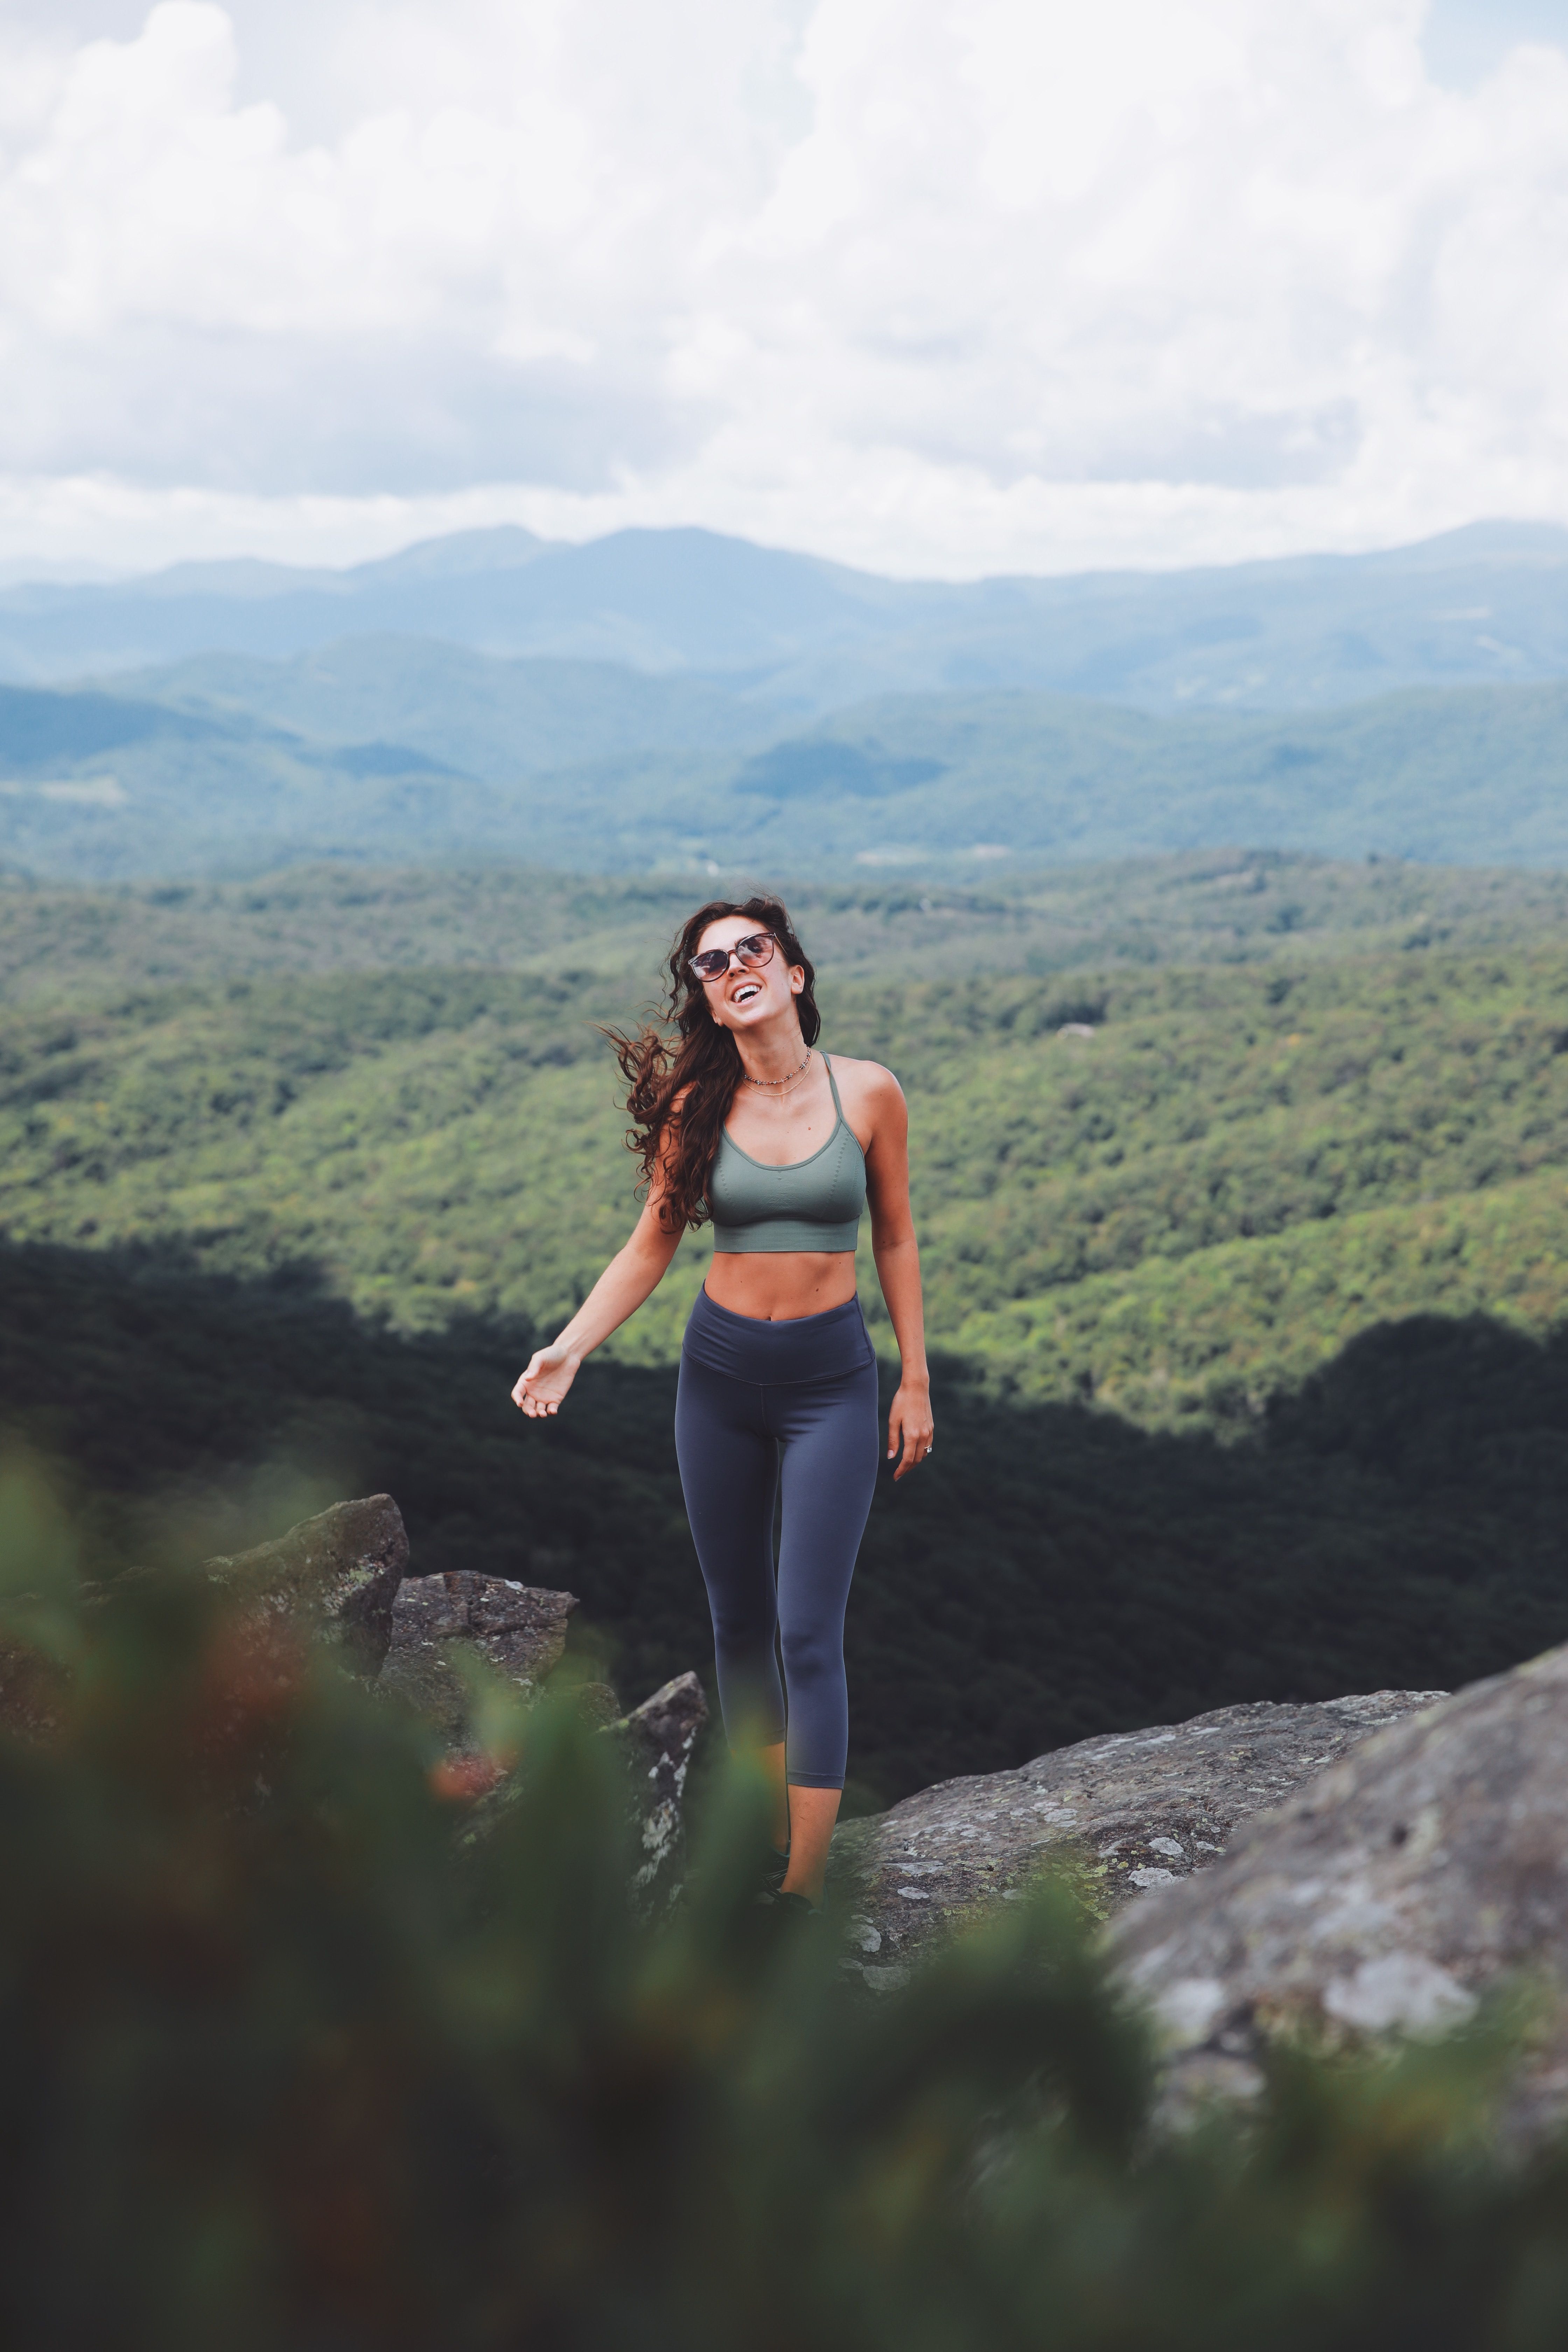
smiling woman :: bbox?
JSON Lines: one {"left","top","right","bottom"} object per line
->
{"left": 511, "top": 892, "right": 934, "bottom": 1912}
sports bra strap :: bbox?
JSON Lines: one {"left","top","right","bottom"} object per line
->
{"left": 821, "top": 1051, "right": 845, "bottom": 1125}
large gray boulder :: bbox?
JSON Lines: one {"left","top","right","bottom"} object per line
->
{"left": 830, "top": 1689, "right": 1442, "bottom": 1986}
{"left": 1108, "top": 1643, "right": 1568, "bottom": 2132}
{"left": 201, "top": 1494, "right": 409, "bottom": 1676}
{"left": 380, "top": 1570, "right": 580, "bottom": 1743}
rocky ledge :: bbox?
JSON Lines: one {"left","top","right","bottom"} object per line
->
{"left": 830, "top": 1688, "right": 1443, "bottom": 1986}
{"left": 837, "top": 1638, "right": 1568, "bottom": 2134}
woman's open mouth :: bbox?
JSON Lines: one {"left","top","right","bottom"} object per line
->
{"left": 732, "top": 980, "right": 763, "bottom": 1006}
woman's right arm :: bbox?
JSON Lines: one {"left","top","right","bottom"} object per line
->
{"left": 512, "top": 1191, "right": 684, "bottom": 1418}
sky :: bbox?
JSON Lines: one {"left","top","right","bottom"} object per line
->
{"left": 2, "top": 0, "right": 1568, "bottom": 580}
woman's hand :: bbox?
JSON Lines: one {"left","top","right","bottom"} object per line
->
{"left": 887, "top": 1377, "right": 934, "bottom": 1479}
{"left": 511, "top": 1343, "right": 581, "bottom": 1418}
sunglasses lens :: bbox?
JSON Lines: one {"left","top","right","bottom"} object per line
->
{"left": 689, "top": 933, "right": 775, "bottom": 981}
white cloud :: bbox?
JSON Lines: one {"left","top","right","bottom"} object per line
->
{"left": 1, "top": 0, "right": 1568, "bottom": 576}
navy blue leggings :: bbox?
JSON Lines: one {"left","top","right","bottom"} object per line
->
{"left": 674, "top": 1287, "right": 880, "bottom": 1790}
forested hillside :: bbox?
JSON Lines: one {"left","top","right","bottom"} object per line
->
{"left": 5, "top": 848, "right": 1566, "bottom": 1002}
{"left": 6, "top": 904, "right": 1568, "bottom": 1404}
{"left": 5, "top": 855, "right": 1568, "bottom": 1801}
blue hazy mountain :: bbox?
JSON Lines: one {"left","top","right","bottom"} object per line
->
{"left": 6, "top": 658, "right": 1568, "bottom": 881}
{"left": 7, "top": 518, "right": 1568, "bottom": 881}
{"left": 5, "top": 519, "right": 1568, "bottom": 713}
{"left": 0, "top": 528, "right": 912, "bottom": 696}
{"left": 113, "top": 638, "right": 781, "bottom": 778}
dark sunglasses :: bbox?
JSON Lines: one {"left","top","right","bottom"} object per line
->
{"left": 687, "top": 930, "right": 777, "bottom": 985}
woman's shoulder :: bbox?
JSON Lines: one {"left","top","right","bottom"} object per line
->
{"left": 823, "top": 1052, "right": 904, "bottom": 1114}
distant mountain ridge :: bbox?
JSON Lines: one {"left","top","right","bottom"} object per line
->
{"left": 7, "top": 518, "right": 1568, "bottom": 882}
{"left": 5, "top": 519, "right": 1568, "bottom": 714}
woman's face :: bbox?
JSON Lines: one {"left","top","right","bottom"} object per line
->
{"left": 694, "top": 914, "right": 805, "bottom": 1038}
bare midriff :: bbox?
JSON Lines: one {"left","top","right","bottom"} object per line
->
{"left": 705, "top": 1249, "right": 859, "bottom": 1322}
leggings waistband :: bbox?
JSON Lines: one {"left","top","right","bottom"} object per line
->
{"left": 681, "top": 1285, "right": 875, "bottom": 1384}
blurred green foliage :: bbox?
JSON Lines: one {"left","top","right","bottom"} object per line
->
{"left": 4, "top": 1457, "right": 1568, "bottom": 2352}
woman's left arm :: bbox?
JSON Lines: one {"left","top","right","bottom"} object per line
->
{"left": 862, "top": 1066, "right": 935, "bottom": 1480}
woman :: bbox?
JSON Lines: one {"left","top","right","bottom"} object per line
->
{"left": 512, "top": 894, "right": 933, "bottom": 1913}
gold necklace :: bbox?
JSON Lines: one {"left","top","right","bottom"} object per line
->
{"left": 742, "top": 1045, "right": 812, "bottom": 1090}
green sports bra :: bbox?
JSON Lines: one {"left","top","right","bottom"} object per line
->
{"left": 708, "top": 1054, "right": 868, "bottom": 1254}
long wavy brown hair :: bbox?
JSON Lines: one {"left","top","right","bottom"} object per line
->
{"left": 607, "top": 894, "right": 821, "bottom": 1233}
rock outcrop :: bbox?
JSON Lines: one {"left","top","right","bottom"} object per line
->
{"left": 232, "top": 1508, "right": 706, "bottom": 1887}
{"left": 1108, "top": 1644, "right": 1568, "bottom": 2133}
{"left": 1, "top": 1504, "right": 417, "bottom": 1745}
{"left": 615, "top": 1671, "right": 708, "bottom": 1912}
{"left": 202, "top": 1494, "right": 409, "bottom": 1677}
{"left": 0, "top": 1492, "right": 705, "bottom": 1887}
{"left": 830, "top": 1689, "right": 1443, "bottom": 1987}
{"left": 380, "top": 1570, "right": 582, "bottom": 1743}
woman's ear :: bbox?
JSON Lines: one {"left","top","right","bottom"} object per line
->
{"left": 790, "top": 965, "right": 805, "bottom": 996}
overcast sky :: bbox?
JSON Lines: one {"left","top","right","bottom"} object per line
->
{"left": 2, "top": 0, "right": 1568, "bottom": 579}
